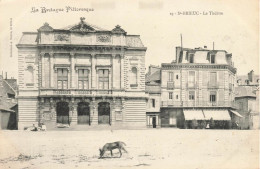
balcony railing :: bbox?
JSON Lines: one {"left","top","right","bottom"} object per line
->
{"left": 186, "top": 82, "right": 197, "bottom": 89}
{"left": 167, "top": 82, "right": 174, "bottom": 90}
{"left": 161, "top": 101, "right": 236, "bottom": 108}
{"left": 167, "top": 82, "right": 181, "bottom": 90}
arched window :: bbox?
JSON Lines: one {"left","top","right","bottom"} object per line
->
{"left": 26, "top": 66, "right": 34, "bottom": 84}
{"left": 130, "top": 67, "right": 137, "bottom": 87}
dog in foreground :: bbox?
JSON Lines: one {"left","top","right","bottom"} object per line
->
{"left": 99, "top": 141, "right": 128, "bottom": 158}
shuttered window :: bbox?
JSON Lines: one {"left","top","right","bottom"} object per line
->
{"left": 78, "top": 69, "right": 89, "bottom": 89}
{"left": 98, "top": 69, "right": 109, "bottom": 89}
{"left": 168, "top": 72, "right": 173, "bottom": 82}
{"left": 210, "top": 91, "right": 217, "bottom": 102}
{"left": 188, "top": 71, "right": 195, "bottom": 88}
{"left": 57, "top": 68, "right": 68, "bottom": 89}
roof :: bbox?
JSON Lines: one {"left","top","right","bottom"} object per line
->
{"left": 2, "top": 81, "right": 15, "bottom": 95}
{"left": 145, "top": 70, "right": 161, "bottom": 83}
{"left": 4, "top": 79, "right": 18, "bottom": 91}
{"left": 177, "top": 46, "right": 227, "bottom": 53}
{"left": 0, "top": 105, "right": 15, "bottom": 112}
{"left": 126, "top": 35, "right": 144, "bottom": 48}
{"left": 237, "top": 75, "right": 259, "bottom": 86}
{"left": 18, "top": 32, "right": 37, "bottom": 45}
{"left": 235, "top": 86, "right": 257, "bottom": 98}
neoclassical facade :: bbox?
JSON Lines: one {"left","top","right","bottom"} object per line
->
{"left": 17, "top": 18, "right": 147, "bottom": 130}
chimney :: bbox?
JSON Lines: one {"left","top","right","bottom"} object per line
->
{"left": 248, "top": 70, "right": 254, "bottom": 82}
{"left": 204, "top": 46, "right": 207, "bottom": 49}
{"left": 176, "top": 46, "right": 182, "bottom": 63}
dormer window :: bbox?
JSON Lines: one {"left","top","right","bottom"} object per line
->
{"left": 189, "top": 54, "right": 194, "bottom": 63}
{"left": 210, "top": 54, "right": 215, "bottom": 64}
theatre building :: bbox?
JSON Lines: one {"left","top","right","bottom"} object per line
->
{"left": 16, "top": 18, "right": 147, "bottom": 130}
{"left": 160, "top": 46, "right": 241, "bottom": 128}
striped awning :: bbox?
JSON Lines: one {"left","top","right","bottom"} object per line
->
{"left": 183, "top": 109, "right": 205, "bottom": 120}
{"left": 203, "top": 110, "right": 231, "bottom": 120}
{"left": 230, "top": 110, "right": 243, "bottom": 118}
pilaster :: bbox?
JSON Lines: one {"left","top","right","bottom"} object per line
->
{"left": 91, "top": 54, "right": 96, "bottom": 89}
{"left": 70, "top": 52, "right": 76, "bottom": 88}
{"left": 120, "top": 54, "right": 125, "bottom": 89}
{"left": 40, "top": 53, "right": 45, "bottom": 88}
{"left": 49, "top": 52, "right": 54, "bottom": 88}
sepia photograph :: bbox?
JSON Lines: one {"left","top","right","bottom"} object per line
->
{"left": 0, "top": 0, "right": 259, "bottom": 168}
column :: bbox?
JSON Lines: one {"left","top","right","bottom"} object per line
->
{"left": 111, "top": 97, "right": 116, "bottom": 125}
{"left": 121, "top": 97, "right": 125, "bottom": 123}
{"left": 50, "top": 98, "right": 56, "bottom": 123}
{"left": 71, "top": 98, "right": 78, "bottom": 126}
{"left": 120, "top": 55, "right": 124, "bottom": 89}
{"left": 111, "top": 54, "right": 115, "bottom": 89}
{"left": 39, "top": 97, "right": 45, "bottom": 125}
{"left": 90, "top": 97, "right": 97, "bottom": 125}
{"left": 91, "top": 54, "right": 96, "bottom": 89}
{"left": 49, "top": 52, "right": 54, "bottom": 88}
{"left": 70, "top": 52, "right": 75, "bottom": 88}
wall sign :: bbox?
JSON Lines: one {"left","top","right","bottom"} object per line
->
{"left": 96, "top": 35, "right": 111, "bottom": 42}
{"left": 115, "top": 111, "right": 122, "bottom": 121}
{"left": 54, "top": 33, "right": 69, "bottom": 41}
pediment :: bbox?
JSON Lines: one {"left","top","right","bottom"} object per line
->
{"left": 70, "top": 23, "right": 96, "bottom": 32}
{"left": 69, "top": 17, "right": 96, "bottom": 33}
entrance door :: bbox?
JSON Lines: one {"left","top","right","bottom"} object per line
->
{"left": 56, "top": 102, "right": 69, "bottom": 124}
{"left": 152, "top": 116, "right": 156, "bottom": 128}
{"left": 77, "top": 102, "right": 90, "bottom": 125}
{"left": 98, "top": 102, "right": 110, "bottom": 124}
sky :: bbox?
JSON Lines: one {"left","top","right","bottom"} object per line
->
{"left": 0, "top": 0, "right": 259, "bottom": 79}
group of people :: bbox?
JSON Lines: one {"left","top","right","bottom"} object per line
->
{"left": 25, "top": 123, "right": 47, "bottom": 131}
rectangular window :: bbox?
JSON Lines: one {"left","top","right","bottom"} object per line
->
{"left": 211, "top": 55, "right": 215, "bottom": 64}
{"left": 210, "top": 91, "right": 216, "bottom": 102}
{"left": 57, "top": 68, "right": 68, "bottom": 89}
{"left": 189, "top": 91, "right": 195, "bottom": 100}
{"left": 168, "top": 72, "right": 173, "bottom": 82}
{"left": 98, "top": 69, "right": 109, "bottom": 89}
{"left": 78, "top": 69, "right": 89, "bottom": 89}
{"left": 169, "top": 92, "right": 173, "bottom": 100}
{"left": 189, "top": 54, "right": 194, "bottom": 63}
{"left": 209, "top": 72, "right": 217, "bottom": 87}
{"left": 188, "top": 71, "right": 195, "bottom": 88}
{"left": 152, "top": 99, "right": 155, "bottom": 108}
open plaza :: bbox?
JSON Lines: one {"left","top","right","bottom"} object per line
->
{"left": 0, "top": 129, "right": 259, "bottom": 169}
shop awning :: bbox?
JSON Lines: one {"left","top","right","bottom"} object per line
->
{"left": 203, "top": 110, "right": 231, "bottom": 120}
{"left": 183, "top": 109, "right": 205, "bottom": 120}
{"left": 230, "top": 110, "right": 243, "bottom": 118}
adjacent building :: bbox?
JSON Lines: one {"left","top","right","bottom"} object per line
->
{"left": 160, "top": 46, "right": 240, "bottom": 128}
{"left": 235, "top": 70, "right": 259, "bottom": 129}
{"left": 145, "top": 65, "right": 161, "bottom": 128}
{"left": 0, "top": 75, "right": 18, "bottom": 130}
{"left": 17, "top": 18, "right": 147, "bottom": 130}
